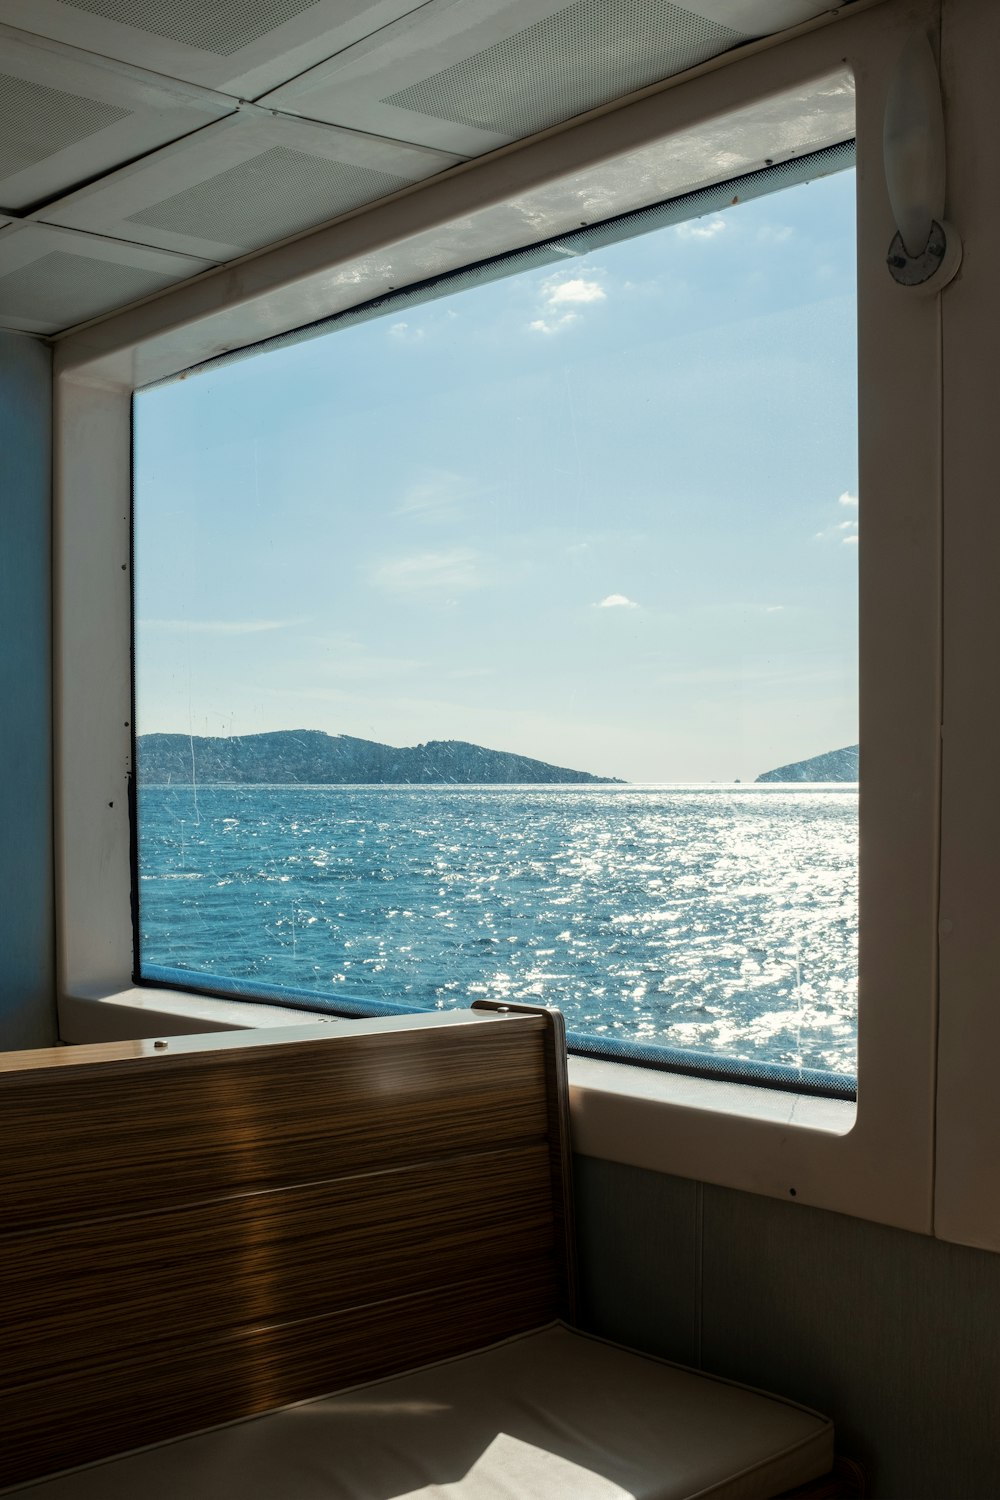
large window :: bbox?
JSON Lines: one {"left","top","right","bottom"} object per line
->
{"left": 132, "top": 149, "right": 857, "bottom": 1095}
{"left": 58, "top": 13, "right": 951, "bottom": 1232}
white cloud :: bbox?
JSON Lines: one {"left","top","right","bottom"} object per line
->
{"left": 388, "top": 321, "right": 424, "bottom": 342}
{"left": 395, "top": 469, "right": 473, "bottom": 522}
{"left": 546, "top": 278, "right": 606, "bottom": 306}
{"left": 756, "top": 225, "right": 794, "bottom": 245}
{"left": 530, "top": 314, "right": 578, "bottom": 335}
{"left": 676, "top": 218, "right": 726, "bottom": 241}
{"left": 138, "top": 617, "right": 303, "bottom": 635}
{"left": 371, "top": 548, "right": 482, "bottom": 596}
{"left": 765, "top": 605, "right": 785, "bottom": 613}
{"left": 815, "top": 516, "right": 863, "bottom": 546}
{"left": 297, "top": 634, "right": 424, "bottom": 682}
{"left": 529, "top": 273, "right": 606, "bottom": 334}
{"left": 595, "top": 594, "right": 638, "bottom": 609}
{"left": 813, "top": 490, "right": 860, "bottom": 544}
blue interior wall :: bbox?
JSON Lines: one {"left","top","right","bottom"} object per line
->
{"left": 575, "top": 1156, "right": 1000, "bottom": 1499}
{"left": 0, "top": 331, "right": 56, "bottom": 1049}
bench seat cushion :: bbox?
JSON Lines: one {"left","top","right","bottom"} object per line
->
{"left": 10, "top": 1325, "right": 833, "bottom": 1499}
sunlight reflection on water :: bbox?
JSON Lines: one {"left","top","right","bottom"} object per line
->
{"left": 139, "top": 783, "right": 858, "bottom": 1075}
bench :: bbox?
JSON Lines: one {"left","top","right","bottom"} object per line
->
{"left": 0, "top": 1001, "right": 855, "bottom": 1497}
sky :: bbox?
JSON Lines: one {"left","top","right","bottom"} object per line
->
{"left": 134, "top": 166, "right": 858, "bottom": 784}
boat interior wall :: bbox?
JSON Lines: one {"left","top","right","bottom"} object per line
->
{"left": 932, "top": 0, "right": 1000, "bottom": 1252}
{"left": 0, "top": 330, "right": 55, "bottom": 1052}
{"left": 4, "top": 0, "right": 1000, "bottom": 1494}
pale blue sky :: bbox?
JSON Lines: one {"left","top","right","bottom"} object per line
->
{"left": 134, "top": 166, "right": 858, "bottom": 783}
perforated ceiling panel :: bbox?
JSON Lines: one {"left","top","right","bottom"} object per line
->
{"left": 60, "top": 0, "right": 328, "bottom": 57}
{"left": 126, "top": 145, "right": 410, "bottom": 248}
{"left": 0, "top": 72, "right": 131, "bottom": 181}
{"left": 0, "top": 218, "right": 214, "bottom": 332}
{"left": 259, "top": 0, "right": 787, "bottom": 155}
{"left": 37, "top": 110, "right": 461, "bottom": 260}
{"left": 0, "top": 0, "right": 849, "bottom": 332}
{"left": 0, "top": 248, "right": 177, "bottom": 327}
{"left": 0, "top": 0, "right": 435, "bottom": 97}
{"left": 0, "top": 26, "right": 234, "bottom": 211}
{"left": 383, "top": 0, "right": 746, "bottom": 138}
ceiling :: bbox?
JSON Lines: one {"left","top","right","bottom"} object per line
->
{"left": 0, "top": 0, "right": 852, "bottom": 336}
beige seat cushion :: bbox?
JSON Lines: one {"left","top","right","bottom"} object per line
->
{"left": 10, "top": 1325, "right": 832, "bottom": 1499}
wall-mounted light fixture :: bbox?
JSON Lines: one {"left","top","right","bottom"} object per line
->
{"left": 883, "top": 32, "right": 961, "bottom": 291}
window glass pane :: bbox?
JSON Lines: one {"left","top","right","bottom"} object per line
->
{"left": 134, "top": 162, "right": 858, "bottom": 1088}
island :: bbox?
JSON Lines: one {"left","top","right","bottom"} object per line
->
{"left": 755, "top": 744, "right": 859, "bottom": 783}
{"left": 136, "top": 730, "right": 622, "bottom": 786}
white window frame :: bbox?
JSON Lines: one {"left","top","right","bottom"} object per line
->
{"left": 54, "top": 0, "right": 945, "bottom": 1236}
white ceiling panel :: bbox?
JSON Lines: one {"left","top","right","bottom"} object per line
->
{"left": 0, "top": 0, "right": 433, "bottom": 98}
{"left": 0, "top": 25, "right": 234, "bottom": 212}
{"left": 260, "top": 0, "right": 848, "bottom": 156}
{"left": 37, "top": 109, "right": 463, "bottom": 261}
{"left": 0, "top": 220, "right": 213, "bottom": 333}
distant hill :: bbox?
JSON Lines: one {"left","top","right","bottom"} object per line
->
{"left": 755, "top": 744, "right": 859, "bottom": 783}
{"left": 136, "top": 730, "right": 622, "bottom": 786}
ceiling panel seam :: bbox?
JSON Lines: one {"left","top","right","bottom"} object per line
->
{"left": 0, "top": 21, "right": 238, "bottom": 110}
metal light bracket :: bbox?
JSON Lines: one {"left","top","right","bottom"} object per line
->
{"left": 886, "top": 217, "right": 962, "bottom": 291}
{"left": 883, "top": 33, "right": 962, "bottom": 294}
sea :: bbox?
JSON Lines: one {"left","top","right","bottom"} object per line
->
{"left": 137, "top": 783, "right": 858, "bottom": 1078}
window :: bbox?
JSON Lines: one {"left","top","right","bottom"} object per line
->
{"left": 132, "top": 147, "right": 857, "bottom": 1098}
{"left": 56, "top": 24, "right": 943, "bottom": 1234}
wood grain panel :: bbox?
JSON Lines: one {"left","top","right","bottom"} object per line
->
{"left": 0, "top": 1264, "right": 559, "bottom": 1489}
{"left": 0, "top": 1010, "right": 576, "bottom": 1488}
{"left": 1, "top": 1145, "right": 555, "bottom": 1385}
{"left": 0, "top": 1019, "right": 548, "bottom": 1231}
{"left": 473, "top": 1002, "right": 576, "bottom": 1321}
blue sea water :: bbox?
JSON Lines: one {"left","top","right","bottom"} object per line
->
{"left": 138, "top": 783, "right": 858, "bottom": 1076}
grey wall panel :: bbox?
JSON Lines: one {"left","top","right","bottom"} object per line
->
{"left": 0, "top": 330, "right": 56, "bottom": 1050}
{"left": 575, "top": 1158, "right": 1000, "bottom": 1499}
{"left": 574, "top": 1155, "right": 699, "bottom": 1366}
{"left": 700, "top": 1182, "right": 1000, "bottom": 1498}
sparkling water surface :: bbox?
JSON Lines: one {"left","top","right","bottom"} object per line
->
{"left": 138, "top": 784, "right": 858, "bottom": 1075}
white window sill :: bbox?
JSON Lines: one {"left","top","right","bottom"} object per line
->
{"left": 569, "top": 1053, "right": 853, "bottom": 1136}
{"left": 58, "top": 984, "right": 343, "bottom": 1041}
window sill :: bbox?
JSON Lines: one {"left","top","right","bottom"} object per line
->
{"left": 568, "top": 1053, "right": 855, "bottom": 1179}
{"left": 57, "top": 984, "right": 340, "bottom": 1043}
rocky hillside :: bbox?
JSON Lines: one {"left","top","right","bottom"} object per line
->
{"left": 755, "top": 744, "right": 859, "bottom": 783}
{"left": 137, "top": 730, "right": 621, "bottom": 786}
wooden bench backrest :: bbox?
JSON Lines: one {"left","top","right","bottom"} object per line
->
{"left": 0, "top": 1006, "right": 574, "bottom": 1489}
